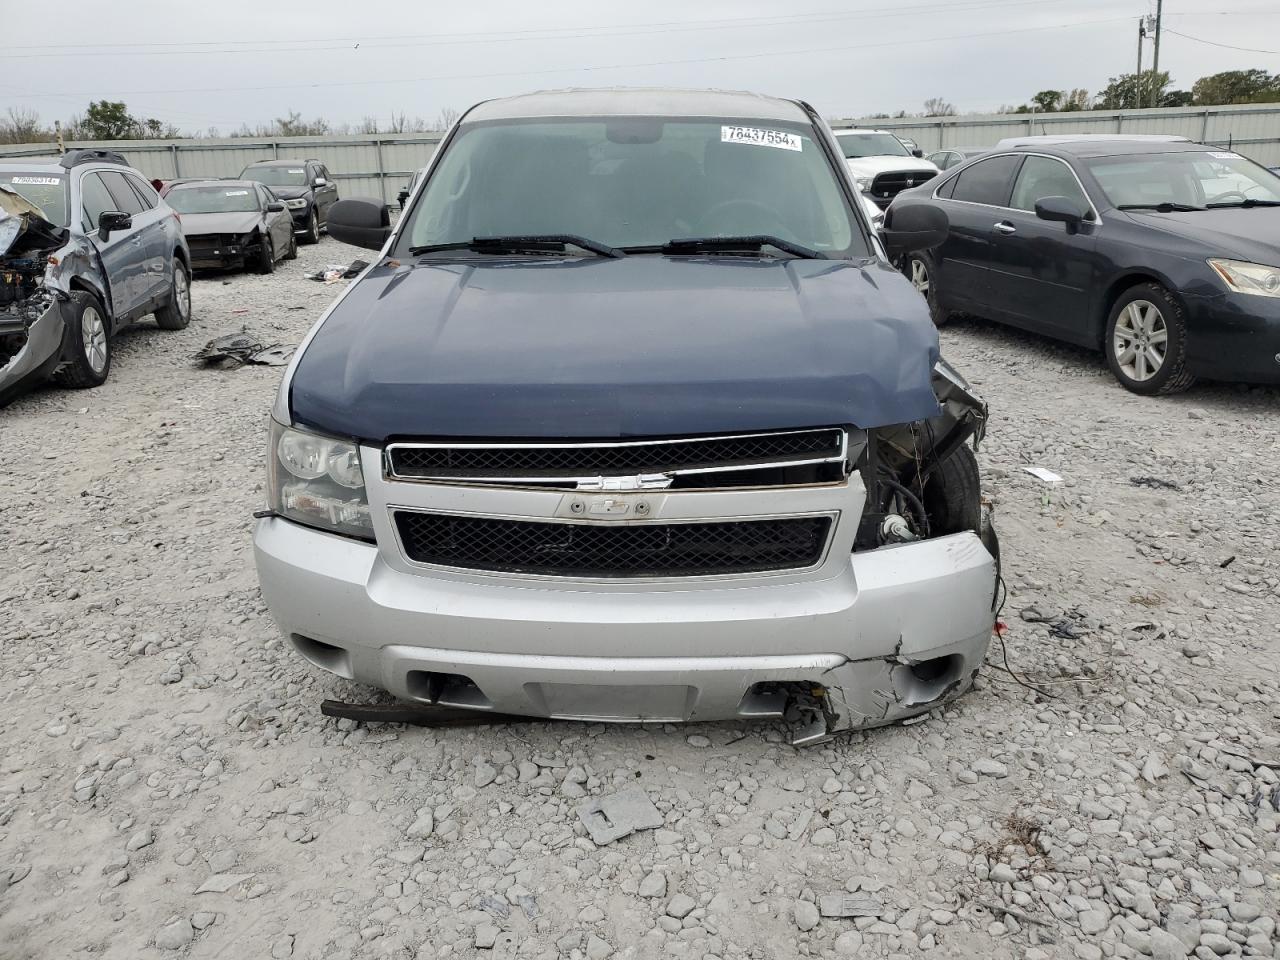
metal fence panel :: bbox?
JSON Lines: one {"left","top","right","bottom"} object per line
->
{"left": 844, "top": 103, "right": 1280, "bottom": 165}
{"left": 0, "top": 132, "right": 444, "bottom": 204}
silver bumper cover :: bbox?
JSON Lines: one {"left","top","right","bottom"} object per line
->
{"left": 253, "top": 504, "right": 997, "bottom": 732}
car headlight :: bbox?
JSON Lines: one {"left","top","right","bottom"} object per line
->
{"left": 285, "top": 198, "right": 307, "bottom": 210}
{"left": 855, "top": 176, "right": 874, "bottom": 191}
{"left": 268, "top": 420, "right": 373, "bottom": 540}
{"left": 1208, "top": 259, "right": 1280, "bottom": 298}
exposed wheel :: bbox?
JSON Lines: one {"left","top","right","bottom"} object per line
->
{"left": 256, "top": 233, "right": 276, "bottom": 274}
{"left": 301, "top": 209, "right": 320, "bottom": 245}
{"left": 154, "top": 259, "right": 191, "bottom": 330}
{"left": 905, "top": 252, "right": 950, "bottom": 327}
{"left": 921, "top": 443, "right": 982, "bottom": 537}
{"left": 1105, "top": 282, "right": 1195, "bottom": 395}
{"left": 54, "top": 291, "right": 112, "bottom": 389}
{"left": 283, "top": 231, "right": 298, "bottom": 260}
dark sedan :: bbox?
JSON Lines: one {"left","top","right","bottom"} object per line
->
{"left": 166, "top": 180, "right": 297, "bottom": 273}
{"left": 891, "top": 140, "right": 1280, "bottom": 394}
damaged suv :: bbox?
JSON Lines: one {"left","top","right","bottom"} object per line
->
{"left": 253, "top": 89, "right": 999, "bottom": 743}
{"left": 1, "top": 150, "right": 191, "bottom": 406}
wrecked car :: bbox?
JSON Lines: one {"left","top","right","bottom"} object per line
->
{"left": 1, "top": 150, "right": 191, "bottom": 406}
{"left": 253, "top": 88, "right": 999, "bottom": 743}
{"left": 239, "top": 159, "right": 338, "bottom": 245}
{"left": 166, "top": 180, "right": 297, "bottom": 273}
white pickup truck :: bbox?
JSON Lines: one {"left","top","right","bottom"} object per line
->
{"left": 832, "top": 127, "right": 940, "bottom": 209}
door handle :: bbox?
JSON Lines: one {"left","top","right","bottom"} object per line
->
{"left": 994, "top": 221, "right": 1017, "bottom": 235}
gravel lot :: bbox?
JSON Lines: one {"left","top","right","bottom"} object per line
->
{"left": 1, "top": 234, "right": 1278, "bottom": 960}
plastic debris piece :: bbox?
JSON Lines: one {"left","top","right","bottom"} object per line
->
{"left": 575, "top": 788, "right": 664, "bottom": 845}
{"left": 819, "top": 893, "right": 884, "bottom": 918}
{"left": 195, "top": 872, "right": 254, "bottom": 894}
{"left": 1023, "top": 466, "right": 1062, "bottom": 483}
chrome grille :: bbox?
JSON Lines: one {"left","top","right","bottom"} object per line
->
{"left": 393, "top": 512, "right": 832, "bottom": 578}
{"left": 386, "top": 428, "right": 846, "bottom": 484}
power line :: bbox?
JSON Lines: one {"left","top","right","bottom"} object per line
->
{"left": 15, "top": 15, "right": 1139, "bottom": 101}
{"left": 6, "top": 0, "right": 1107, "bottom": 58}
{"left": 1163, "top": 29, "right": 1280, "bottom": 55}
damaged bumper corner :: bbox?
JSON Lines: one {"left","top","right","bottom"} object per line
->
{"left": 0, "top": 294, "right": 65, "bottom": 406}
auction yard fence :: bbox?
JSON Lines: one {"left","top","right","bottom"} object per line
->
{"left": 843, "top": 102, "right": 1280, "bottom": 166}
{"left": 3, "top": 102, "right": 1280, "bottom": 202}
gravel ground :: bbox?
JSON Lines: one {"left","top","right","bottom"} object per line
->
{"left": 1, "top": 236, "right": 1278, "bottom": 960}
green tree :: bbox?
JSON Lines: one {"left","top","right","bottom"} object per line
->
{"left": 81, "top": 100, "right": 138, "bottom": 139}
{"left": 1030, "top": 90, "right": 1062, "bottom": 113}
{"left": 1095, "top": 71, "right": 1173, "bottom": 110}
{"left": 1192, "top": 69, "right": 1280, "bottom": 105}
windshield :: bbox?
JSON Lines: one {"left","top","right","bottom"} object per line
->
{"left": 1086, "top": 151, "right": 1280, "bottom": 208}
{"left": 242, "top": 166, "right": 307, "bottom": 187}
{"left": 401, "top": 117, "right": 866, "bottom": 257}
{"left": 836, "top": 133, "right": 910, "bottom": 159}
{"left": 167, "top": 185, "right": 261, "bottom": 214}
{"left": 0, "top": 172, "right": 69, "bottom": 227}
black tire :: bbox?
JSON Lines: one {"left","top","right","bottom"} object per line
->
{"left": 921, "top": 443, "right": 982, "bottom": 537}
{"left": 905, "top": 252, "right": 950, "bottom": 327}
{"left": 283, "top": 231, "right": 298, "bottom": 261}
{"left": 1104, "top": 282, "right": 1195, "bottom": 396}
{"left": 54, "top": 291, "right": 112, "bottom": 389}
{"left": 301, "top": 209, "right": 320, "bottom": 245}
{"left": 154, "top": 259, "right": 191, "bottom": 331}
{"left": 256, "top": 233, "right": 276, "bottom": 274}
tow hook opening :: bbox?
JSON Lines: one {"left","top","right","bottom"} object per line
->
{"left": 405, "top": 670, "right": 493, "bottom": 710}
{"left": 290, "top": 633, "right": 353, "bottom": 679}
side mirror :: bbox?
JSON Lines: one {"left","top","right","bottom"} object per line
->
{"left": 1035, "top": 196, "right": 1090, "bottom": 229}
{"left": 266, "top": 201, "right": 286, "bottom": 213}
{"left": 326, "top": 197, "right": 391, "bottom": 251}
{"left": 912, "top": 149, "right": 924, "bottom": 158}
{"left": 880, "top": 203, "right": 949, "bottom": 258}
{"left": 98, "top": 210, "right": 132, "bottom": 239}
{"left": 313, "top": 177, "right": 328, "bottom": 187}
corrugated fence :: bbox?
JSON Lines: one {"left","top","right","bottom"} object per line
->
{"left": 841, "top": 102, "right": 1280, "bottom": 165}
{"left": 4, "top": 102, "right": 1279, "bottom": 200}
{"left": 0, "top": 133, "right": 445, "bottom": 205}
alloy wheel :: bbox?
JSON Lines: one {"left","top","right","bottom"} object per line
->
{"left": 82, "top": 306, "right": 108, "bottom": 374}
{"left": 174, "top": 267, "right": 190, "bottom": 321}
{"left": 910, "top": 258, "right": 930, "bottom": 295}
{"left": 1113, "top": 299, "right": 1168, "bottom": 382}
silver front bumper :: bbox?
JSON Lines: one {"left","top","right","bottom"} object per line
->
{"left": 253, "top": 463, "right": 997, "bottom": 731}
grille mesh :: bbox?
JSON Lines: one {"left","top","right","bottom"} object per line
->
{"left": 388, "top": 429, "right": 843, "bottom": 479}
{"left": 394, "top": 512, "right": 832, "bottom": 577}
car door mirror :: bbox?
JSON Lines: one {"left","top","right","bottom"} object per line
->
{"left": 313, "top": 177, "right": 327, "bottom": 187}
{"left": 1035, "top": 196, "right": 1090, "bottom": 228}
{"left": 266, "top": 201, "right": 286, "bottom": 213}
{"left": 880, "top": 204, "right": 949, "bottom": 258}
{"left": 326, "top": 197, "right": 391, "bottom": 250}
{"left": 911, "top": 148, "right": 924, "bottom": 158}
{"left": 98, "top": 210, "right": 132, "bottom": 239}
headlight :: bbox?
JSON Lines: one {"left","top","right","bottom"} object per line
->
{"left": 1209, "top": 259, "right": 1280, "bottom": 298}
{"left": 268, "top": 420, "right": 373, "bottom": 540}
{"left": 855, "top": 176, "right": 874, "bottom": 191}
{"left": 285, "top": 198, "right": 307, "bottom": 209}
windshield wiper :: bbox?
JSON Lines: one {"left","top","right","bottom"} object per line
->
{"left": 648, "top": 235, "right": 826, "bottom": 259}
{"left": 409, "top": 235, "right": 624, "bottom": 258}
{"left": 1205, "top": 198, "right": 1280, "bottom": 209}
{"left": 1116, "top": 202, "right": 1205, "bottom": 213}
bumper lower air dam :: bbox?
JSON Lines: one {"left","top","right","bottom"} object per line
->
{"left": 254, "top": 516, "right": 998, "bottom": 737}
{"left": 0, "top": 296, "right": 66, "bottom": 406}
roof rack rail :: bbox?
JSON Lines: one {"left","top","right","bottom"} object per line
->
{"left": 59, "top": 149, "right": 129, "bottom": 169}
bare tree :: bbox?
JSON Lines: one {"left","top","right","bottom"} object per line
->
{"left": 922, "top": 98, "right": 956, "bottom": 117}
{"left": 0, "top": 107, "right": 48, "bottom": 144}
{"left": 434, "top": 107, "right": 461, "bottom": 131}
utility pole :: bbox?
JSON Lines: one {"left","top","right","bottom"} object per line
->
{"left": 1135, "top": 19, "right": 1146, "bottom": 110}
{"left": 1150, "top": 0, "right": 1164, "bottom": 108}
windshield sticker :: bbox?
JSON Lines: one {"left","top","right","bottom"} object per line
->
{"left": 224, "top": 190, "right": 250, "bottom": 196}
{"left": 1209, "top": 152, "right": 1240, "bottom": 160}
{"left": 10, "top": 176, "right": 62, "bottom": 185}
{"left": 288, "top": 168, "right": 304, "bottom": 174}
{"left": 721, "top": 126, "right": 802, "bottom": 152}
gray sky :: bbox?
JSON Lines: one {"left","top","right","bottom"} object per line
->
{"left": 4, "top": 0, "right": 1278, "bottom": 133}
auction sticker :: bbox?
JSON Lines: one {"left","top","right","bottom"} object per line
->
{"left": 225, "top": 190, "right": 250, "bottom": 196}
{"left": 10, "top": 176, "right": 61, "bottom": 185}
{"left": 1209, "top": 152, "right": 1240, "bottom": 160}
{"left": 721, "top": 126, "right": 802, "bottom": 152}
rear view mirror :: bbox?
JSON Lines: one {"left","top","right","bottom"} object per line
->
{"left": 266, "top": 201, "right": 286, "bottom": 213}
{"left": 912, "top": 149, "right": 924, "bottom": 158}
{"left": 98, "top": 210, "right": 131, "bottom": 239}
{"left": 880, "top": 204, "right": 949, "bottom": 258}
{"left": 1035, "top": 196, "right": 1090, "bottom": 229}
{"left": 326, "top": 198, "right": 391, "bottom": 250}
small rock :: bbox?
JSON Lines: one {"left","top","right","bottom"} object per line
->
{"left": 666, "top": 894, "right": 696, "bottom": 919}
{"left": 971, "top": 758, "right": 1008, "bottom": 778}
{"left": 794, "top": 899, "right": 819, "bottom": 931}
{"left": 155, "top": 918, "right": 194, "bottom": 950}
{"left": 638, "top": 871, "right": 666, "bottom": 898}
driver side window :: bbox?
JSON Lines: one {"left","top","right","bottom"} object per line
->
{"left": 79, "top": 173, "right": 116, "bottom": 233}
{"left": 1010, "top": 156, "right": 1089, "bottom": 213}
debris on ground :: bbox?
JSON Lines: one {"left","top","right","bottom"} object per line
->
{"left": 194, "top": 332, "right": 295, "bottom": 366}
{"left": 306, "top": 259, "right": 368, "bottom": 283}
{"left": 818, "top": 893, "right": 884, "bottom": 918}
{"left": 575, "top": 788, "right": 664, "bottom": 845}
{"left": 1022, "top": 466, "right": 1062, "bottom": 483}
{"left": 1129, "top": 475, "right": 1181, "bottom": 491}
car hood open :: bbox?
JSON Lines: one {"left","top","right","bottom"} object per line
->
{"left": 0, "top": 186, "right": 67, "bottom": 258}
{"left": 288, "top": 255, "right": 943, "bottom": 443}
{"left": 178, "top": 211, "right": 263, "bottom": 237}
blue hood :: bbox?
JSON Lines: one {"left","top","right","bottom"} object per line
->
{"left": 289, "top": 256, "right": 943, "bottom": 442}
